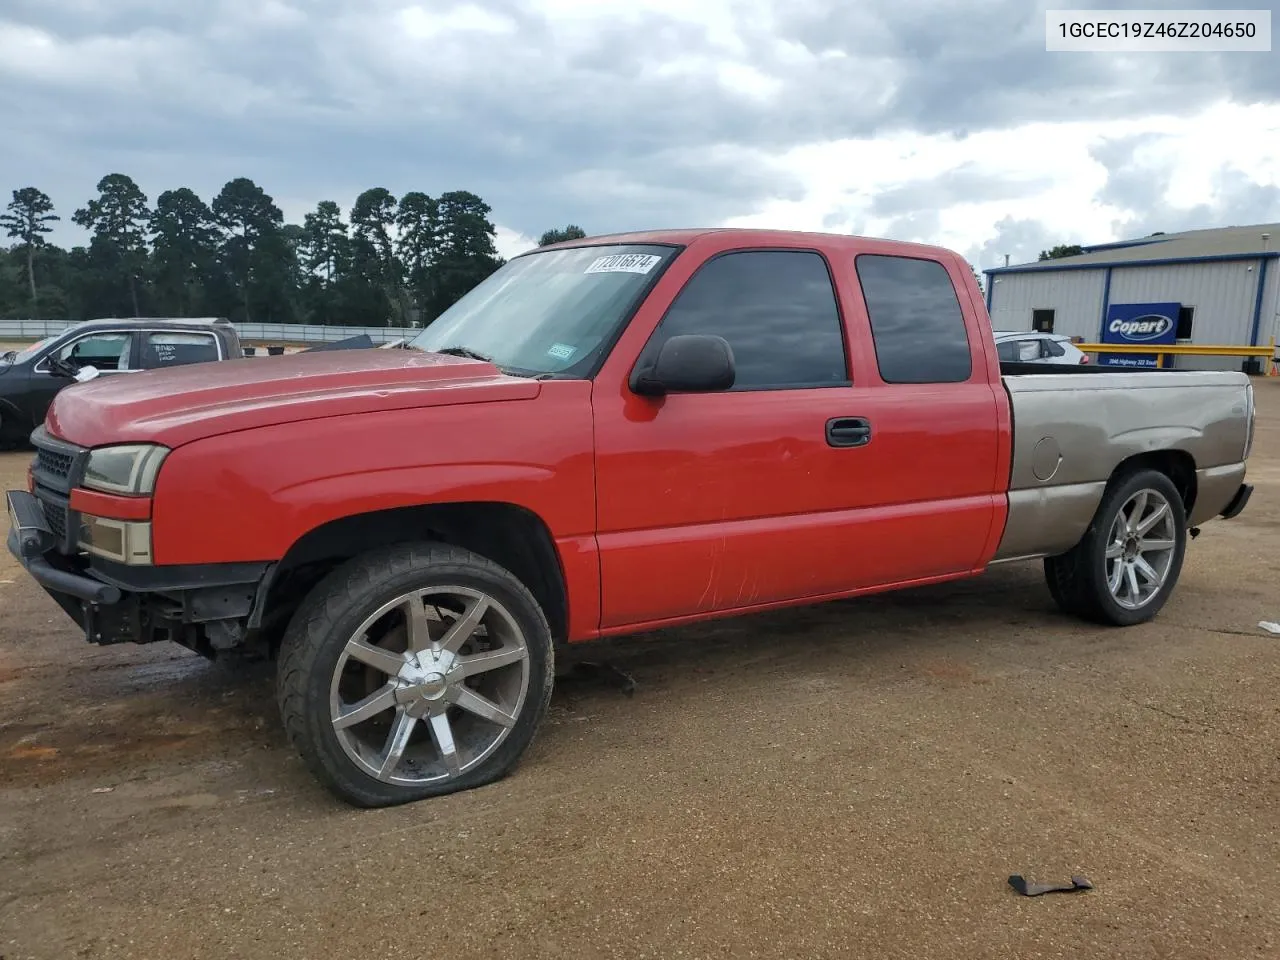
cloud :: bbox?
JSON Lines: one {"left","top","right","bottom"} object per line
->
{"left": 869, "top": 163, "right": 1054, "bottom": 219}
{"left": 0, "top": 0, "right": 1277, "bottom": 270}
{"left": 726, "top": 102, "right": 1280, "bottom": 268}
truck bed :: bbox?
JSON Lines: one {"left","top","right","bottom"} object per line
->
{"left": 992, "top": 368, "right": 1252, "bottom": 563}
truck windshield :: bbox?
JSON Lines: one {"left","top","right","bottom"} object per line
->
{"left": 407, "top": 243, "right": 677, "bottom": 377}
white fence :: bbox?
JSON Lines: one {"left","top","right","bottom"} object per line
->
{"left": 0, "top": 319, "right": 418, "bottom": 344}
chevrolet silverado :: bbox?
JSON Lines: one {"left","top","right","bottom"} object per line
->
{"left": 5, "top": 229, "right": 1255, "bottom": 807}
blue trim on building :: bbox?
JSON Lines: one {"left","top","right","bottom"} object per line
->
{"left": 1249, "top": 257, "right": 1270, "bottom": 346}
{"left": 1099, "top": 266, "right": 1113, "bottom": 334}
{"left": 988, "top": 251, "right": 1280, "bottom": 276}
{"left": 984, "top": 270, "right": 993, "bottom": 312}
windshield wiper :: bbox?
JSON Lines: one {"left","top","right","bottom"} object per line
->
{"left": 434, "top": 345, "right": 494, "bottom": 362}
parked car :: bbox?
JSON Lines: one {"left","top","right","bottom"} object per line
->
{"left": 993, "top": 330, "right": 1090, "bottom": 364}
{"left": 0, "top": 317, "right": 241, "bottom": 446}
{"left": 6, "top": 229, "right": 1255, "bottom": 808}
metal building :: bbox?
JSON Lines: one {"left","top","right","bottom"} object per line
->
{"left": 984, "top": 222, "right": 1280, "bottom": 371}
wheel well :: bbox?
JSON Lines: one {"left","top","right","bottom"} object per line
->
{"left": 1110, "top": 450, "right": 1197, "bottom": 514}
{"left": 257, "top": 502, "right": 569, "bottom": 650}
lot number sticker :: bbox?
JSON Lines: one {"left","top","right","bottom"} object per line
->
{"left": 584, "top": 253, "right": 662, "bottom": 275}
{"left": 546, "top": 343, "right": 577, "bottom": 361}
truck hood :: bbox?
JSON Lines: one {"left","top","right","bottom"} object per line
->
{"left": 45, "top": 348, "right": 541, "bottom": 448}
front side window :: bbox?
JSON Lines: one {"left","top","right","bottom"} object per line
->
{"left": 57, "top": 333, "right": 133, "bottom": 371}
{"left": 856, "top": 254, "right": 972, "bottom": 384}
{"left": 641, "top": 250, "right": 848, "bottom": 390}
{"left": 408, "top": 244, "right": 676, "bottom": 377}
{"left": 140, "top": 332, "right": 220, "bottom": 368}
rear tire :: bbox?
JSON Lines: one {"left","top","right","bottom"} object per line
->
{"left": 276, "top": 541, "right": 555, "bottom": 808}
{"left": 1043, "top": 468, "right": 1187, "bottom": 626}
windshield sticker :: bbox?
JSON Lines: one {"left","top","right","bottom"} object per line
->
{"left": 546, "top": 343, "right": 577, "bottom": 361}
{"left": 584, "top": 253, "right": 662, "bottom": 275}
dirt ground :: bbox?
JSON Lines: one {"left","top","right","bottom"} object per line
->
{"left": 3, "top": 384, "right": 1280, "bottom": 960}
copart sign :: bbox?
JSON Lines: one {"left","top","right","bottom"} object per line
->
{"left": 1099, "top": 301, "right": 1181, "bottom": 368}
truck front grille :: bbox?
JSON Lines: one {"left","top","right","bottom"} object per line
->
{"left": 36, "top": 448, "right": 74, "bottom": 482}
{"left": 29, "top": 427, "right": 88, "bottom": 554}
{"left": 44, "top": 501, "right": 68, "bottom": 542}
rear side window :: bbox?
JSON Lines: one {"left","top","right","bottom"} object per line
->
{"left": 648, "top": 250, "right": 848, "bottom": 390}
{"left": 855, "top": 254, "right": 972, "bottom": 384}
{"left": 140, "top": 332, "right": 220, "bottom": 368}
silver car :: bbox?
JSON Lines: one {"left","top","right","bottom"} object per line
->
{"left": 993, "top": 331, "right": 1090, "bottom": 365}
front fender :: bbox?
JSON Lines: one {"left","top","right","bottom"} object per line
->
{"left": 148, "top": 390, "right": 596, "bottom": 566}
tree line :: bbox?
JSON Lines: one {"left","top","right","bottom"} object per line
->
{"left": 0, "top": 175, "right": 590, "bottom": 327}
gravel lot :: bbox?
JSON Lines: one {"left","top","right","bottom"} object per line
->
{"left": 2, "top": 381, "right": 1279, "bottom": 959}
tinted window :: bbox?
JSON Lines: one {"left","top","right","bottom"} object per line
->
{"left": 856, "top": 255, "right": 972, "bottom": 384}
{"left": 140, "top": 332, "right": 219, "bottom": 368}
{"left": 996, "top": 340, "right": 1017, "bottom": 361}
{"left": 1043, "top": 338, "right": 1066, "bottom": 357}
{"left": 648, "top": 250, "right": 847, "bottom": 389}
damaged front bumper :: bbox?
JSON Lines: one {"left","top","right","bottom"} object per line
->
{"left": 8, "top": 489, "right": 123, "bottom": 605}
{"left": 7, "top": 489, "right": 273, "bottom": 654}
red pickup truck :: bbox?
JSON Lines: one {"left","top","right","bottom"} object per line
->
{"left": 7, "top": 229, "right": 1255, "bottom": 807}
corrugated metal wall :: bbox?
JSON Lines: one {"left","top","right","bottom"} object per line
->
{"left": 1108, "top": 261, "right": 1256, "bottom": 341}
{"left": 989, "top": 259, "right": 1277, "bottom": 372}
{"left": 1261, "top": 259, "right": 1280, "bottom": 350}
{"left": 1109, "top": 260, "right": 1263, "bottom": 370}
{"left": 987, "top": 270, "right": 1106, "bottom": 338}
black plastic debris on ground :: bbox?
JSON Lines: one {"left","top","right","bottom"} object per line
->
{"left": 1008, "top": 874, "right": 1093, "bottom": 897}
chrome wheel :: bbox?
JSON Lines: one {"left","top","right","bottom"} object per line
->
{"left": 1105, "top": 489, "right": 1178, "bottom": 610}
{"left": 329, "top": 585, "right": 531, "bottom": 786}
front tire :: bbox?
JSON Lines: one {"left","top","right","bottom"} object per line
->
{"left": 276, "top": 542, "right": 555, "bottom": 808}
{"left": 1043, "top": 468, "right": 1187, "bottom": 626}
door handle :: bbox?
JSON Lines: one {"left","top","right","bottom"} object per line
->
{"left": 826, "top": 416, "right": 872, "bottom": 448}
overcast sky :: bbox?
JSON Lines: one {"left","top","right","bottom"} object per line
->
{"left": 2, "top": 0, "right": 1277, "bottom": 269}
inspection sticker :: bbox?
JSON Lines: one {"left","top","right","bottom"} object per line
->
{"left": 584, "top": 253, "right": 662, "bottom": 275}
{"left": 546, "top": 343, "right": 577, "bottom": 361}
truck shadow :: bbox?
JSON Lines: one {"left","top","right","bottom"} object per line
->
{"left": 0, "top": 560, "right": 1083, "bottom": 790}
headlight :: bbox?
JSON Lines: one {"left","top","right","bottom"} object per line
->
{"left": 82, "top": 444, "right": 169, "bottom": 495}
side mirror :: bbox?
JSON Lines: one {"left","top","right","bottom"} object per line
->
{"left": 631, "top": 334, "right": 735, "bottom": 397}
